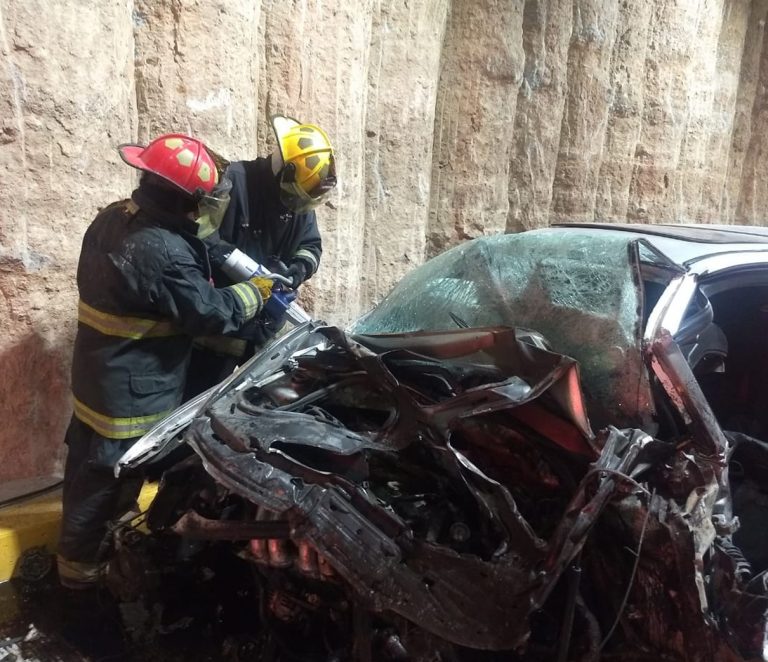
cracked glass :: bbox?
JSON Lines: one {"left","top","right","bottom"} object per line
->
{"left": 351, "top": 229, "right": 652, "bottom": 428}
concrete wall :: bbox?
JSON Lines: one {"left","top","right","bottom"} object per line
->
{"left": 2, "top": 0, "right": 768, "bottom": 481}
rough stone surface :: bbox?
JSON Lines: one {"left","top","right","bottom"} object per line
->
{"left": 507, "top": 0, "right": 573, "bottom": 233}
{"left": 256, "top": 0, "right": 375, "bottom": 323}
{"left": 362, "top": 0, "right": 449, "bottom": 304}
{"left": 550, "top": 0, "right": 619, "bottom": 223}
{"left": 429, "top": 0, "right": 525, "bottom": 255}
{"left": 595, "top": 0, "right": 654, "bottom": 222}
{"left": 735, "top": 1, "right": 768, "bottom": 224}
{"left": 133, "top": 0, "right": 261, "bottom": 153}
{"left": 0, "top": 0, "right": 135, "bottom": 482}
{"left": 5, "top": 0, "right": 768, "bottom": 480}
{"left": 725, "top": 0, "right": 768, "bottom": 223}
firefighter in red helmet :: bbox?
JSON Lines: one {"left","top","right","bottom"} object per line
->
{"left": 57, "top": 134, "right": 274, "bottom": 593}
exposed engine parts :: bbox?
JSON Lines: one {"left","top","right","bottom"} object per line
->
{"left": 111, "top": 324, "right": 768, "bottom": 661}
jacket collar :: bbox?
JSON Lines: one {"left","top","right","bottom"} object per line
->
{"left": 131, "top": 187, "right": 200, "bottom": 235}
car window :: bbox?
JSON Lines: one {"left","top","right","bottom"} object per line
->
{"left": 637, "top": 239, "right": 684, "bottom": 272}
{"left": 351, "top": 230, "right": 652, "bottom": 428}
{"left": 695, "top": 273, "right": 768, "bottom": 438}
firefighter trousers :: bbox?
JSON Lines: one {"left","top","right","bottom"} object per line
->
{"left": 57, "top": 416, "right": 143, "bottom": 588}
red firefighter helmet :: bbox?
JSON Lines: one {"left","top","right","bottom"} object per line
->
{"left": 118, "top": 134, "right": 219, "bottom": 196}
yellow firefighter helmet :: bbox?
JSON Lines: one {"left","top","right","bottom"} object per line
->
{"left": 271, "top": 114, "right": 337, "bottom": 213}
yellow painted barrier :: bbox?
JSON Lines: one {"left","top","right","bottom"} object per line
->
{"left": 0, "top": 482, "right": 158, "bottom": 582}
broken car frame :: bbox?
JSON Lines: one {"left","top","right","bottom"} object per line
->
{"left": 114, "top": 229, "right": 768, "bottom": 661}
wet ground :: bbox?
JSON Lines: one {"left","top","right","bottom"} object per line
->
{"left": 0, "top": 557, "right": 254, "bottom": 661}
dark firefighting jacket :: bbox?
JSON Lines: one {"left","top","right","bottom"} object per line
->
{"left": 70, "top": 188, "right": 264, "bottom": 440}
{"left": 219, "top": 157, "right": 322, "bottom": 275}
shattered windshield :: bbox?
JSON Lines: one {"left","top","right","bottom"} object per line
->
{"left": 351, "top": 230, "right": 652, "bottom": 427}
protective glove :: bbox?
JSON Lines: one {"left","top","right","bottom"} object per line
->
{"left": 282, "top": 260, "right": 308, "bottom": 290}
{"left": 239, "top": 313, "right": 285, "bottom": 349}
{"left": 249, "top": 276, "right": 274, "bottom": 305}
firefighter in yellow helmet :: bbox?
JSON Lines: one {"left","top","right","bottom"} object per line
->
{"left": 185, "top": 115, "right": 337, "bottom": 396}
{"left": 213, "top": 115, "right": 336, "bottom": 280}
{"left": 270, "top": 115, "right": 337, "bottom": 216}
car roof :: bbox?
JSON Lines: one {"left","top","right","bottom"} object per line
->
{"left": 550, "top": 223, "right": 768, "bottom": 266}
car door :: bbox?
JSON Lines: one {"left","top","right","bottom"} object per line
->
{"left": 643, "top": 251, "right": 768, "bottom": 539}
{"left": 646, "top": 252, "right": 768, "bottom": 447}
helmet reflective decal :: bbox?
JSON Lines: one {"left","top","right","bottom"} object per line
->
{"left": 198, "top": 162, "right": 212, "bottom": 183}
{"left": 176, "top": 149, "right": 195, "bottom": 167}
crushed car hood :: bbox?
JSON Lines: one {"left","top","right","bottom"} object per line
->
{"left": 167, "top": 322, "right": 751, "bottom": 656}
{"left": 128, "top": 323, "right": 768, "bottom": 658}
{"left": 186, "top": 325, "right": 601, "bottom": 649}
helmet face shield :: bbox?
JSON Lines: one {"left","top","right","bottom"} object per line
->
{"left": 278, "top": 155, "right": 337, "bottom": 213}
{"left": 196, "top": 176, "right": 233, "bottom": 238}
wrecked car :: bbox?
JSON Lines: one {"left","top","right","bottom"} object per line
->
{"left": 113, "top": 224, "right": 768, "bottom": 661}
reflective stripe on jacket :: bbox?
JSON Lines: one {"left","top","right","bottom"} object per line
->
{"left": 77, "top": 300, "right": 178, "bottom": 340}
{"left": 72, "top": 397, "right": 171, "bottom": 440}
{"left": 71, "top": 190, "right": 264, "bottom": 439}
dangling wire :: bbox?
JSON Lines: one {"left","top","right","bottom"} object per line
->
{"left": 599, "top": 488, "right": 656, "bottom": 651}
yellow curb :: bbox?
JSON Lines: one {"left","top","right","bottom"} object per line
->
{"left": 0, "top": 482, "right": 158, "bottom": 582}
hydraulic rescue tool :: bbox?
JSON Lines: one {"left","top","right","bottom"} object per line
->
{"left": 219, "top": 248, "right": 311, "bottom": 326}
